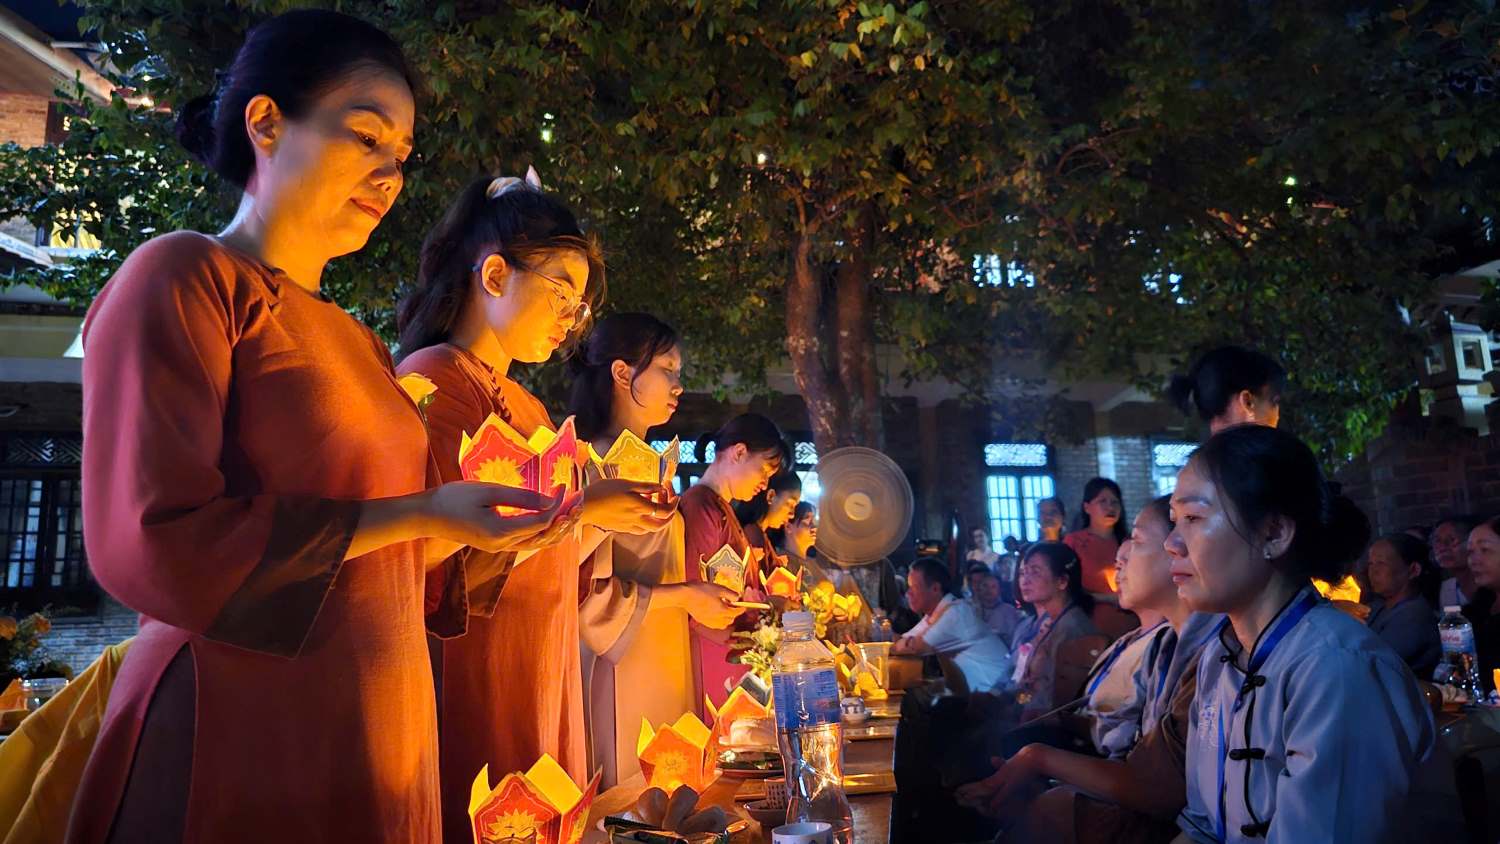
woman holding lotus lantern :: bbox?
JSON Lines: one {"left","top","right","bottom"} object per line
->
{"left": 679, "top": 414, "right": 791, "bottom": 714}
{"left": 570, "top": 312, "right": 743, "bottom": 787}
{"left": 395, "top": 176, "right": 674, "bottom": 841}
{"left": 71, "top": 12, "right": 578, "bottom": 843}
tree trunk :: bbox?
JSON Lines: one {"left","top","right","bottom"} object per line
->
{"left": 786, "top": 231, "right": 847, "bottom": 454}
{"left": 835, "top": 203, "right": 883, "bottom": 449}
{"left": 786, "top": 209, "right": 885, "bottom": 456}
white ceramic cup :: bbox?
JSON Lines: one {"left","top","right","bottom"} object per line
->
{"left": 771, "top": 821, "right": 834, "bottom": 844}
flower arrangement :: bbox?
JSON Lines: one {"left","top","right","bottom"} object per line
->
{"left": 729, "top": 616, "right": 782, "bottom": 685}
{"left": 0, "top": 609, "right": 68, "bottom": 686}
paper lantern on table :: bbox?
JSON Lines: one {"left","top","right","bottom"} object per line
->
{"left": 762, "top": 566, "right": 802, "bottom": 599}
{"left": 468, "top": 755, "right": 601, "bottom": 844}
{"left": 637, "top": 712, "right": 719, "bottom": 793}
{"left": 706, "top": 687, "right": 773, "bottom": 754}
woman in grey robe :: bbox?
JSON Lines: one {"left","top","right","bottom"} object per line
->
{"left": 1167, "top": 426, "right": 1435, "bottom": 843}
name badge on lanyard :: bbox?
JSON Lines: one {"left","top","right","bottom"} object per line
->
{"left": 1011, "top": 642, "right": 1033, "bottom": 685}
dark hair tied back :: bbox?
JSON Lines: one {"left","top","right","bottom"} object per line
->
{"left": 175, "top": 9, "right": 416, "bottom": 188}
{"left": 733, "top": 469, "right": 803, "bottom": 525}
{"left": 1019, "top": 541, "right": 1096, "bottom": 616}
{"left": 1192, "top": 425, "right": 1370, "bottom": 582}
{"left": 1167, "top": 345, "right": 1287, "bottom": 424}
{"left": 396, "top": 176, "right": 606, "bottom": 360}
{"left": 566, "top": 313, "right": 678, "bottom": 441}
{"left": 694, "top": 413, "right": 790, "bottom": 467}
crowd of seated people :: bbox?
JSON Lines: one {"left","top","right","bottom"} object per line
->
{"left": 890, "top": 346, "right": 1494, "bottom": 843}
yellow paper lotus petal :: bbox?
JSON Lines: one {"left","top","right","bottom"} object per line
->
{"left": 470, "top": 764, "right": 496, "bottom": 816}
{"left": 524, "top": 753, "right": 583, "bottom": 814}
{"left": 637, "top": 712, "right": 717, "bottom": 793}
{"left": 475, "top": 456, "right": 527, "bottom": 488}
{"left": 637, "top": 717, "right": 656, "bottom": 758}
{"left": 484, "top": 808, "right": 543, "bottom": 841}
{"left": 763, "top": 566, "right": 800, "bottom": 598}
{"left": 671, "top": 712, "right": 712, "bottom": 750}
{"left": 460, "top": 413, "right": 533, "bottom": 463}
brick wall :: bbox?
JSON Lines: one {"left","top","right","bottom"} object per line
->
{"left": 41, "top": 596, "right": 138, "bottom": 676}
{"left": 0, "top": 93, "right": 49, "bottom": 148}
{"left": 1053, "top": 441, "right": 1101, "bottom": 525}
{"left": 1104, "top": 435, "right": 1156, "bottom": 519}
{"left": 1337, "top": 414, "right": 1500, "bottom": 534}
{"left": 0, "top": 93, "right": 51, "bottom": 247}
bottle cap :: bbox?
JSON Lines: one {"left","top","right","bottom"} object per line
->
{"left": 1444, "top": 606, "right": 1462, "bottom": 614}
{"left": 782, "top": 611, "right": 814, "bottom": 633}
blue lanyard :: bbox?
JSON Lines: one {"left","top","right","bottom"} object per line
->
{"left": 1085, "top": 620, "right": 1165, "bottom": 697}
{"left": 1085, "top": 636, "right": 1132, "bottom": 696}
{"left": 1152, "top": 631, "right": 1177, "bottom": 704}
{"left": 1213, "top": 590, "right": 1318, "bottom": 843}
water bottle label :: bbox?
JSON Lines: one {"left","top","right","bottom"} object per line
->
{"left": 1441, "top": 626, "right": 1476, "bottom": 655}
{"left": 772, "top": 669, "right": 841, "bottom": 730}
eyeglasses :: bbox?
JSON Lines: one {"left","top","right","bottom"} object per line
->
{"left": 527, "top": 266, "right": 590, "bottom": 330}
{"left": 472, "top": 255, "right": 590, "bottom": 331}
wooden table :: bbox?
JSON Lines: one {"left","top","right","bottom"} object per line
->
{"left": 587, "top": 719, "right": 897, "bottom": 844}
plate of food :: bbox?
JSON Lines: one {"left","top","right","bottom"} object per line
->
{"left": 599, "top": 784, "right": 749, "bottom": 842}
{"left": 716, "top": 747, "right": 782, "bottom": 778}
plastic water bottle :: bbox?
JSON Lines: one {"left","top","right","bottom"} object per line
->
{"left": 1438, "top": 606, "right": 1483, "bottom": 703}
{"left": 772, "top": 611, "right": 854, "bottom": 843}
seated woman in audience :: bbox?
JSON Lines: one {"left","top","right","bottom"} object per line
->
{"left": 987, "top": 543, "right": 1100, "bottom": 724}
{"left": 1364, "top": 533, "right": 1442, "bottom": 678}
{"left": 1078, "top": 499, "right": 1173, "bottom": 760}
{"left": 1065, "top": 478, "right": 1128, "bottom": 596}
{"left": 1170, "top": 425, "right": 1433, "bottom": 843}
{"left": 1463, "top": 515, "right": 1500, "bottom": 694}
{"left": 956, "top": 497, "right": 1222, "bottom": 844}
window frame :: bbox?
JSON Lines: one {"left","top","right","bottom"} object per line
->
{"left": 982, "top": 442, "right": 1057, "bottom": 547}
{"left": 0, "top": 432, "right": 98, "bottom": 615}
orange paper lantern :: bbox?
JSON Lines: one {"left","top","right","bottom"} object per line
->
{"left": 705, "top": 687, "right": 772, "bottom": 755}
{"left": 468, "top": 755, "right": 601, "bottom": 844}
{"left": 762, "top": 566, "right": 802, "bottom": 599}
{"left": 636, "top": 713, "right": 719, "bottom": 793}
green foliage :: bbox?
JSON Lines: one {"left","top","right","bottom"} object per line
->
{"left": 3, "top": 0, "right": 1499, "bottom": 463}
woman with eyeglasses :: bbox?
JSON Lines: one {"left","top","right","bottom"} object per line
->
{"left": 395, "top": 176, "right": 672, "bottom": 841}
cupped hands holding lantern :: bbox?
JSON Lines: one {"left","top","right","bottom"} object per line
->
{"left": 351, "top": 480, "right": 580, "bottom": 564}
{"left": 581, "top": 477, "right": 679, "bottom": 535}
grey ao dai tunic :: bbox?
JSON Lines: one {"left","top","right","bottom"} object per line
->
{"left": 1178, "top": 586, "right": 1436, "bottom": 843}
